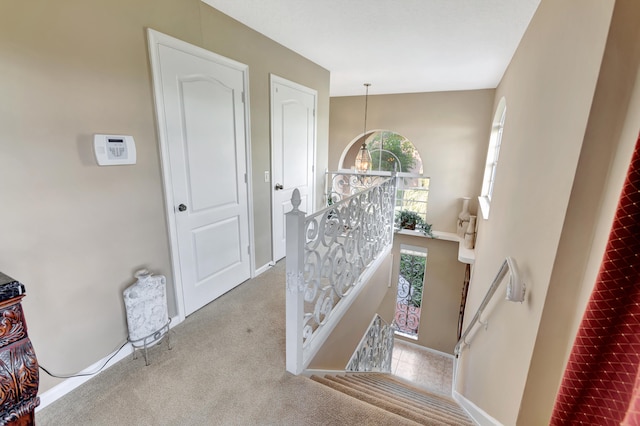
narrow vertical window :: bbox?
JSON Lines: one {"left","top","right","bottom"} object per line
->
{"left": 479, "top": 97, "right": 507, "bottom": 219}
{"left": 394, "top": 245, "right": 427, "bottom": 339}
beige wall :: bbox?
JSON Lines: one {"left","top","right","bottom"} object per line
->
{"left": 0, "top": 0, "right": 328, "bottom": 394}
{"left": 199, "top": 7, "right": 330, "bottom": 230}
{"left": 376, "top": 234, "right": 467, "bottom": 354}
{"left": 329, "top": 90, "right": 495, "bottom": 233}
{"left": 518, "top": 0, "right": 640, "bottom": 422}
{"left": 456, "top": 1, "right": 616, "bottom": 424}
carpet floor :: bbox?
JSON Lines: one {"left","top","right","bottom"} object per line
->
{"left": 36, "top": 261, "right": 425, "bottom": 425}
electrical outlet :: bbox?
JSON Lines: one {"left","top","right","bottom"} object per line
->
{"left": 264, "top": 171, "right": 270, "bottom": 182}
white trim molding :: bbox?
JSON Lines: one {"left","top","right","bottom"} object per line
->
{"left": 37, "top": 344, "right": 134, "bottom": 412}
{"left": 478, "top": 195, "right": 491, "bottom": 220}
{"left": 36, "top": 315, "right": 183, "bottom": 411}
{"left": 453, "top": 390, "right": 503, "bottom": 426}
{"left": 254, "top": 261, "right": 275, "bottom": 277}
{"left": 395, "top": 229, "right": 475, "bottom": 264}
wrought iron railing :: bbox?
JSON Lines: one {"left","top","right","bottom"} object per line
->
{"left": 325, "top": 170, "right": 430, "bottom": 227}
{"left": 325, "top": 171, "right": 389, "bottom": 205}
{"left": 346, "top": 314, "right": 394, "bottom": 373}
{"left": 285, "top": 176, "right": 396, "bottom": 374}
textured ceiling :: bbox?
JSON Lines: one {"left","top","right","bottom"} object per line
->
{"left": 202, "top": 0, "right": 541, "bottom": 97}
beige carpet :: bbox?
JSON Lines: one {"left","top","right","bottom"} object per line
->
{"left": 36, "top": 261, "right": 422, "bottom": 425}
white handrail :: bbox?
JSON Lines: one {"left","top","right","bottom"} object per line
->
{"left": 454, "top": 257, "right": 525, "bottom": 356}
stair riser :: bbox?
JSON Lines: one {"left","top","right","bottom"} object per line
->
{"left": 332, "top": 376, "right": 472, "bottom": 423}
{"left": 310, "top": 374, "right": 473, "bottom": 426}
{"left": 348, "top": 375, "right": 466, "bottom": 416}
{"left": 311, "top": 376, "right": 442, "bottom": 425}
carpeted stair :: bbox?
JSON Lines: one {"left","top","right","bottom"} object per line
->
{"left": 310, "top": 373, "right": 473, "bottom": 425}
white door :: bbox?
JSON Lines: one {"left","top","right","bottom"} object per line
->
{"left": 148, "top": 30, "right": 252, "bottom": 316}
{"left": 270, "top": 76, "right": 316, "bottom": 261}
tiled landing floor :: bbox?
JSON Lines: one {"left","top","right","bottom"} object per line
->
{"left": 391, "top": 339, "right": 454, "bottom": 396}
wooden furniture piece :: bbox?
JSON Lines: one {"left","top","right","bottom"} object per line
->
{"left": 0, "top": 273, "right": 39, "bottom": 425}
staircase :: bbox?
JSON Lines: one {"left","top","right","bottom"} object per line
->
{"left": 310, "top": 373, "right": 473, "bottom": 425}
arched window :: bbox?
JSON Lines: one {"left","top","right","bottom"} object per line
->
{"left": 341, "top": 130, "right": 423, "bottom": 174}
{"left": 479, "top": 98, "right": 506, "bottom": 219}
{"left": 335, "top": 131, "right": 430, "bottom": 226}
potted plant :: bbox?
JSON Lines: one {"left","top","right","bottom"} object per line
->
{"left": 396, "top": 210, "right": 422, "bottom": 230}
{"left": 395, "top": 210, "right": 435, "bottom": 238}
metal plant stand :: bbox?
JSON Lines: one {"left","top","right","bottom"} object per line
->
{"left": 128, "top": 319, "right": 172, "bottom": 366}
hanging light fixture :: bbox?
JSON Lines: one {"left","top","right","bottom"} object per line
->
{"left": 354, "top": 83, "right": 372, "bottom": 174}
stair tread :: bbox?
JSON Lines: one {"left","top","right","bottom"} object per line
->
{"left": 308, "top": 376, "right": 423, "bottom": 426}
{"left": 341, "top": 374, "right": 471, "bottom": 422}
{"left": 311, "top": 375, "right": 457, "bottom": 425}
{"left": 329, "top": 375, "right": 437, "bottom": 414}
{"left": 355, "top": 374, "right": 462, "bottom": 409}
{"left": 310, "top": 374, "right": 473, "bottom": 425}
{"left": 351, "top": 373, "right": 454, "bottom": 403}
{"left": 371, "top": 373, "right": 457, "bottom": 401}
{"left": 340, "top": 374, "right": 470, "bottom": 421}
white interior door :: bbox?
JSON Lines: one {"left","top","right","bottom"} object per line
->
{"left": 270, "top": 75, "right": 316, "bottom": 261}
{"left": 148, "top": 30, "right": 252, "bottom": 316}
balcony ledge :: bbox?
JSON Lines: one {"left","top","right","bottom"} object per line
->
{"left": 394, "top": 229, "right": 475, "bottom": 264}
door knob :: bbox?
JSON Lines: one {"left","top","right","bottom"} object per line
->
{"left": 275, "top": 183, "right": 284, "bottom": 190}
{"left": 178, "top": 204, "right": 187, "bottom": 212}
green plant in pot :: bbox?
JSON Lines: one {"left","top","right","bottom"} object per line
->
{"left": 395, "top": 210, "right": 435, "bottom": 238}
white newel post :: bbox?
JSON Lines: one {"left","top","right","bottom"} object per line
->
{"left": 285, "top": 189, "right": 306, "bottom": 374}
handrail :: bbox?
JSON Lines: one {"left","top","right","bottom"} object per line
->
{"left": 327, "top": 169, "right": 424, "bottom": 178}
{"left": 324, "top": 169, "right": 424, "bottom": 206}
{"left": 454, "top": 257, "right": 525, "bottom": 356}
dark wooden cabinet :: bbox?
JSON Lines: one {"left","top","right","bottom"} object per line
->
{"left": 0, "top": 273, "right": 39, "bottom": 425}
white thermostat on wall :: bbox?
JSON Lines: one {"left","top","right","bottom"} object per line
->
{"left": 93, "top": 134, "right": 137, "bottom": 166}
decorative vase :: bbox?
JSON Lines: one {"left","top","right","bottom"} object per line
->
{"left": 457, "top": 197, "right": 471, "bottom": 237}
{"left": 123, "top": 269, "right": 169, "bottom": 348}
{"left": 464, "top": 215, "right": 477, "bottom": 249}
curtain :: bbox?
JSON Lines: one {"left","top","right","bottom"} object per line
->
{"left": 550, "top": 133, "right": 640, "bottom": 425}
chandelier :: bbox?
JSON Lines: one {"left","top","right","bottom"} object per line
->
{"left": 354, "top": 83, "right": 372, "bottom": 174}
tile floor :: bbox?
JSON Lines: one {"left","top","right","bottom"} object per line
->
{"left": 391, "top": 339, "right": 454, "bottom": 396}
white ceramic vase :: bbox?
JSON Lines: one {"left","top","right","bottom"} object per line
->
{"left": 464, "top": 215, "right": 477, "bottom": 249}
{"left": 123, "top": 269, "right": 169, "bottom": 347}
{"left": 457, "top": 197, "right": 471, "bottom": 237}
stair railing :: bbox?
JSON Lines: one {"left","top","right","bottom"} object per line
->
{"left": 325, "top": 170, "right": 391, "bottom": 205}
{"left": 454, "top": 256, "right": 525, "bottom": 356}
{"left": 285, "top": 176, "right": 397, "bottom": 374}
{"left": 346, "top": 314, "right": 394, "bottom": 373}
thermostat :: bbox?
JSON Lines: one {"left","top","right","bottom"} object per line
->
{"left": 94, "top": 134, "right": 137, "bottom": 166}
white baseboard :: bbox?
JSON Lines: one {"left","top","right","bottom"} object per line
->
{"left": 36, "top": 315, "right": 183, "bottom": 412}
{"left": 453, "top": 390, "right": 503, "bottom": 426}
{"left": 254, "top": 261, "right": 275, "bottom": 276}
{"left": 36, "top": 343, "right": 134, "bottom": 411}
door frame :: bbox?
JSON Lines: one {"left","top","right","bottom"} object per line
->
{"left": 269, "top": 74, "right": 317, "bottom": 263}
{"left": 147, "top": 28, "right": 256, "bottom": 322}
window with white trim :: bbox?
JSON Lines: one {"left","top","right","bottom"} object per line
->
{"left": 339, "top": 131, "right": 429, "bottom": 222}
{"left": 393, "top": 244, "right": 427, "bottom": 339}
{"left": 479, "top": 98, "right": 506, "bottom": 219}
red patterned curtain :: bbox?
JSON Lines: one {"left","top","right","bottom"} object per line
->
{"left": 551, "top": 133, "right": 640, "bottom": 425}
